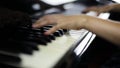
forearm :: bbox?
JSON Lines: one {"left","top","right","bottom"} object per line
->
{"left": 84, "top": 16, "right": 120, "bottom": 45}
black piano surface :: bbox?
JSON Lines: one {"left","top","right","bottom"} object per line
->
{"left": 0, "top": 0, "right": 114, "bottom": 68}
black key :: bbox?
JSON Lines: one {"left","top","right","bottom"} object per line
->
{"left": 19, "top": 46, "right": 33, "bottom": 54}
{"left": 63, "top": 29, "right": 68, "bottom": 33}
{"left": 21, "top": 41, "right": 39, "bottom": 50}
{"left": 49, "top": 34, "right": 55, "bottom": 40}
{"left": 25, "top": 36, "right": 47, "bottom": 45}
{"left": 40, "top": 35, "right": 51, "bottom": 42}
{"left": 58, "top": 29, "right": 64, "bottom": 35}
{"left": 44, "top": 25, "right": 53, "bottom": 28}
{"left": 43, "top": 27, "right": 50, "bottom": 30}
{"left": 0, "top": 62, "right": 18, "bottom": 68}
{"left": 11, "top": 40, "right": 39, "bottom": 51}
{"left": 53, "top": 31, "right": 62, "bottom": 37}
{"left": 7, "top": 40, "right": 35, "bottom": 54}
{"left": 13, "top": 32, "right": 47, "bottom": 45}
{"left": 32, "top": 32, "right": 52, "bottom": 42}
{"left": 0, "top": 42, "right": 23, "bottom": 54}
{"left": 0, "top": 52, "right": 21, "bottom": 62}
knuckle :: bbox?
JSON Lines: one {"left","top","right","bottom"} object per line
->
{"left": 54, "top": 26, "right": 59, "bottom": 29}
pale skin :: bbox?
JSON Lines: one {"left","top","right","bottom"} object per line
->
{"left": 32, "top": 4, "right": 120, "bottom": 45}
{"left": 82, "top": 4, "right": 120, "bottom": 15}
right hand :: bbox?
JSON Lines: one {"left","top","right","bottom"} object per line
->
{"left": 32, "top": 14, "right": 89, "bottom": 35}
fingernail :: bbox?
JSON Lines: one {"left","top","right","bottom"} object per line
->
{"left": 32, "top": 24, "right": 37, "bottom": 28}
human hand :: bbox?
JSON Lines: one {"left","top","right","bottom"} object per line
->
{"left": 82, "top": 5, "right": 113, "bottom": 16}
{"left": 32, "top": 14, "right": 87, "bottom": 35}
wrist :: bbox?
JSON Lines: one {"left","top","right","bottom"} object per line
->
{"left": 80, "top": 15, "right": 91, "bottom": 29}
{"left": 83, "top": 15, "right": 97, "bottom": 30}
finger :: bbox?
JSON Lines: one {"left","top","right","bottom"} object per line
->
{"left": 44, "top": 26, "right": 59, "bottom": 35}
{"left": 32, "top": 20, "right": 48, "bottom": 28}
{"left": 96, "top": 11, "right": 102, "bottom": 16}
{"left": 82, "top": 9, "right": 89, "bottom": 13}
{"left": 97, "top": 13, "right": 101, "bottom": 16}
{"left": 82, "top": 7, "right": 94, "bottom": 13}
{"left": 35, "top": 17, "right": 45, "bottom": 24}
{"left": 32, "top": 18, "right": 45, "bottom": 27}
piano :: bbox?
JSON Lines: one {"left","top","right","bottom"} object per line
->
{"left": 0, "top": 0, "right": 112, "bottom": 68}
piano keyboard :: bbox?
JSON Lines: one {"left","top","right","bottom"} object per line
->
{"left": 0, "top": 26, "right": 91, "bottom": 68}
{"left": 20, "top": 29, "right": 90, "bottom": 68}
{"left": 0, "top": 19, "right": 94, "bottom": 68}
{"left": 0, "top": 2, "right": 99, "bottom": 68}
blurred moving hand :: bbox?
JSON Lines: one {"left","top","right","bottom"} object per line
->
{"left": 32, "top": 14, "right": 90, "bottom": 35}
{"left": 82, "top": 4, "right": 116, "bottom": 15}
